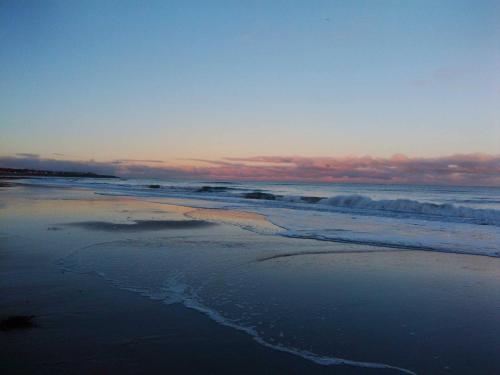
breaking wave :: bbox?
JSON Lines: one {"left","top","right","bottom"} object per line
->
{"left": 242, "top": 193, "right": 500, "bottom": 226}
{"left": 317, "top": 194, "right": 500, "bottom": 226}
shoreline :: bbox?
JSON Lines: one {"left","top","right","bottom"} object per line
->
{"left": 2, "top": 183, "right": 499, "bottom": 374}
{"left": 0, "top": 234, "right": 398, "bottom": 374}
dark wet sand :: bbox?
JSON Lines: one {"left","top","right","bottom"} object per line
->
{"left": 0, "top": 242, "right": 396, "bottom": 375}
{"left": 65, "top": 219, "right": 217, "bottom": 232}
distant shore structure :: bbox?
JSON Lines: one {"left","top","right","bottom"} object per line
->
{"left": 0, "top": 168, "right": 117, "bottom": 179}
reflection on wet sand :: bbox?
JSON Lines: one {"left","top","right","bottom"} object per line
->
{"left": 185, "top": 207, "right": 283, "bottom": 234}
{"left": 146, "top": 201, "right": 283, "bottom": 234}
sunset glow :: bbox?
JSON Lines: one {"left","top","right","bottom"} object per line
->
{"left": 1, "top": 1, "right": 499, "bottom": 184}
{"left": 2, "top": 152, "right": 499, "bottom": 186}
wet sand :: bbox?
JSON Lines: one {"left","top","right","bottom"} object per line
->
{"left": 65, "top": 219, "right": 217, "bottom": 231}
{"left": 1, "top": 242, "right": 379, "bottom": 374}
{"left": 1, "top": 183, "right": 499, "bottom": 374}
{"left": 0, "top": 185, "right": 387, "bottom": 374}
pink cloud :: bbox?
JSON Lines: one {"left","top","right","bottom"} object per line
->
{"left": 1, "top": 153, "right": 499, "bottom": 186}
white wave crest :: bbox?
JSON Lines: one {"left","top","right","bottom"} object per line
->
{"left": 319, "top": 195, "right": 500, "bottom": 225}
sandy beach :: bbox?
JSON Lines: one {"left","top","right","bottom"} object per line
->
{"left": 2, "top": 182, "right": 500, "bottom": 374}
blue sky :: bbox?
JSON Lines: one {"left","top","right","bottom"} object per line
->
{"left": 1, "top": 0, "right": 499, "bottom": 163}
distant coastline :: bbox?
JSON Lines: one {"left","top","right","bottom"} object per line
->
{"left": 0, "top": 167, "right": 117, "bottom": 179}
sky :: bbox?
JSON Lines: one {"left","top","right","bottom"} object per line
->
{"left": 0, "top": 1, "right": 499, "bottom": 184}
